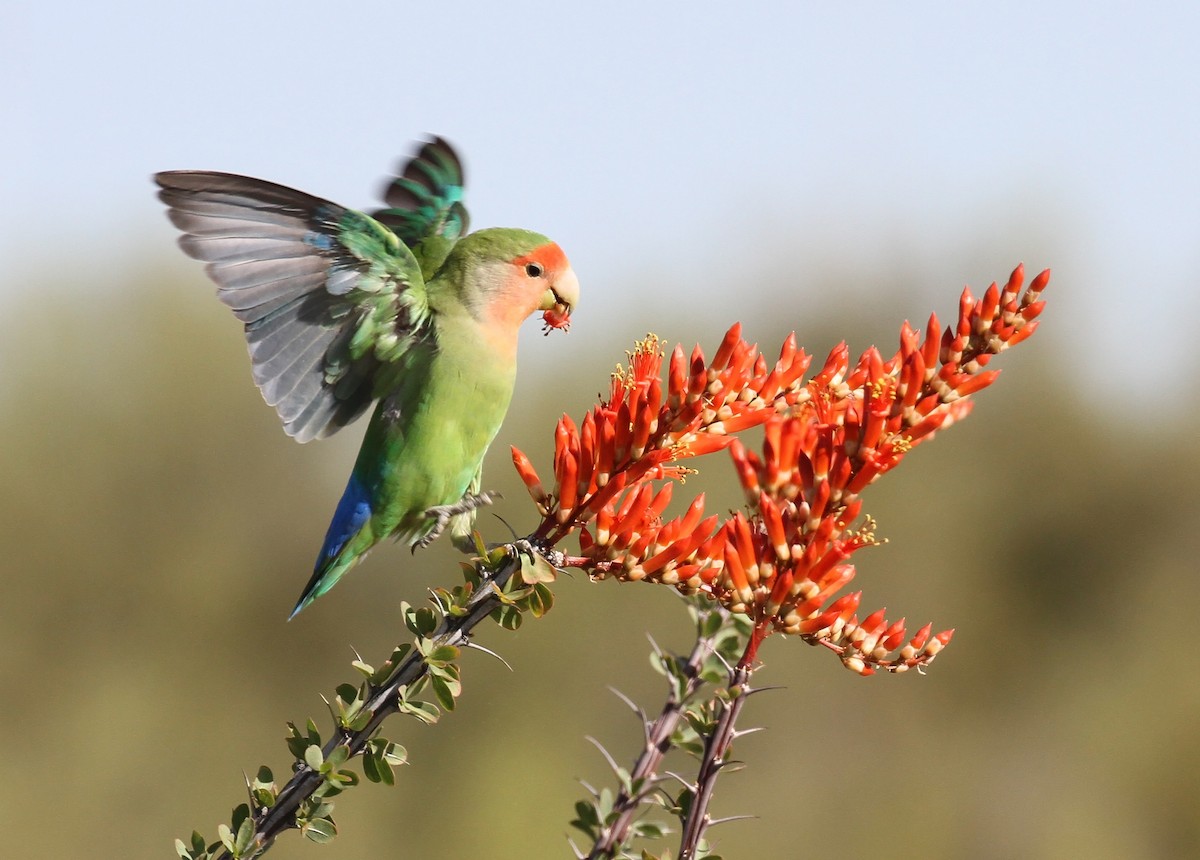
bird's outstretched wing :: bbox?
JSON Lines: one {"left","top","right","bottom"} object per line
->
{"left": 156, "top": 171, "right": 431, "bottom": 442}
{"left": 371, "top": 137, "right": 469, "bottom": 277}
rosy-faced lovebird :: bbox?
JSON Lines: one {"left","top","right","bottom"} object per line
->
{"left": 155, "top": 138, "right": 579, "bottom": 617}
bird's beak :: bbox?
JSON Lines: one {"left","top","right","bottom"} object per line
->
{"left": 540, "top": 265, "right": 579, "bottom": 332}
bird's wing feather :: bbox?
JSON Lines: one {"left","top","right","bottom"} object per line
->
{"left": 156, "top": 171, "right": 431, "bottom": 442}
{"left": 371, "top": 137, "right": 469, "bottom": 261}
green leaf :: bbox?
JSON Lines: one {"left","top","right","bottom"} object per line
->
{"left": 252, "top": 787, "right": 275, "bottom": 809}
{"left": 527, "top": 581, "right": 555, "bottom": 617}
{"left": 519, "top": 551, "right": 559, "bottom": 584}
{"left": 632, "top": 820, "right": 670, "bottom": 839}
{"left": 368, "top": 644, "right": 412, "bottom": 685}
{"left": 492, "top": 605, "right": 523, "bottom": 630}
{"left": 490, "top": 583, "right": 522, "bottom": 607}
{"left": 361, "top": 750, "right": 383, "bottom": 783}
{"left": 285, "top": 724, "right": 308, "bottom": 760}
{"left": 425, "top": 644, "right": 460, "bottom": 666}
{"left": 596, "top": 787, "right": 614, "bottom": 817}
{"left": 430, "top": 660, "right": 460, "bottom": 682}
{"left": 217, "top": 824, "right": 235, "bottom": 854}
{"left": 376, "top": 755, "right": 396, "bottom": 786}
{"left": 573, "top": 800, "right": 599, "bottom": 828}
{"left": 403, "top": 603, "right": 438, "bottom": 637}
{"left": 234, "top": 815, "right": 256, "bottom": 855}
{"left": 304, "top": 745, "right": 324, "bottom": 770}
{"left": 486, "top": 542, "right": 510, "bottom": 568}
{"left": 231, "top": 803, "right": 250, "bottom": 832}
{"left": 675, "top": 788, "right": 696, "bottom": 816}
{"left": 402, "top": 699, "right": 441, "bottom": 725}
{"left": 430, "top": 675, "right": 457, "bottom": 711}
{"left": 312, "top": 782, "right": 340, "bottom": 801}
{"left": 699, "top": 608, "right": 724, "bottom": 638}
{"left": 684, "top": 711, "right": 712, "bottom": 736}
{"left": 381, "top": 742, "right": 407, "bottom": 766}
{"left": 326, "top": 744, "right": 350, "bottom": 769}
{"left": 302, "top": 817, "right": 338, "bottom": 844}
{"left": 364, "top": 740, "right": 401, "bottom": 785}
{"left": 459, "top": 560, "right": 483, "bottom": 590}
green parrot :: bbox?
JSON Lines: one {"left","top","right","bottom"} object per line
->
{"left": 155, "top": 138, "right": 579, "bottom": 617}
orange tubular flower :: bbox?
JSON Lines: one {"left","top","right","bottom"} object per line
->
{"left": 511, "top": 265, "right": 1048, "bottom": 674}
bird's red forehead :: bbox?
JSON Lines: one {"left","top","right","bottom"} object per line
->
{"left": 514, "top": 241, "right": 569, "bottom": 273}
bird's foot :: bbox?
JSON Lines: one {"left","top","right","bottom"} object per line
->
{"left": 507, "top": 538, "right": 538, "bottom": 565}
{"left": 414, "top": 491, "right": 502, "bottom": 551}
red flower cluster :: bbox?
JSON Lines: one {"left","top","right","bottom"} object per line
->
{"left": 512, "top": 264, "right": 1049, "bottom": 674}
{"left": 513, "top": 325, "right": 815, "bottom": 540}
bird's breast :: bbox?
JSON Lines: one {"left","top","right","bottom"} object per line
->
{"left": 360, "top": 328, "right": 517, "bottom": 521}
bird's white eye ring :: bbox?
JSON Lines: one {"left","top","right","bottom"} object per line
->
{"left": 525, "top": 262, "right": 544, "bottom": 278}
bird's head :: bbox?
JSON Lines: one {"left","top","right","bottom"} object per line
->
{"left": 444, "top": 228, "right": 578, "bottom": 334}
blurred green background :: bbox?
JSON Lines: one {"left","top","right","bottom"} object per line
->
{"left": 5, "top": 3, "right": 1199, "bottom": 858}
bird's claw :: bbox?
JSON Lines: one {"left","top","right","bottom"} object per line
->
{"left": 414, "top": 491, "right": 501, "bottom": 551}
{"left": 508, "top": 538, "right": 538, "bottom": 565}
{"left": 503, "top": 537, "right": 566, "bottom": 569}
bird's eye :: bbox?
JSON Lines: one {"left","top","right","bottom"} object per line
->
{"left": 525, "top": 262, "right": 544, "bottom": 278}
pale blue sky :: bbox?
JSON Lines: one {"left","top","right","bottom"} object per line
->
{"left": 5, "top": 1, "right": 1198, "bottom": 405}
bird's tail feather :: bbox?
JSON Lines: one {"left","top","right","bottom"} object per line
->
{"left": 290, "top": 552, "right": 361, "bottom": 619}
{"left": 290, "top": 473, "right": 375, "bottom": 619}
